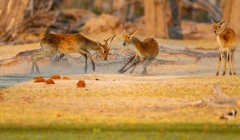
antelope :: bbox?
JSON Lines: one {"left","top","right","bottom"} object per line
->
{"left": 118, "top": 23, "right": 159, "bottom": 74}
{"left": 31, "top": 33, "right": 116, "bottom": 74}
{"left": 212, "top": 19, "right": 237, "bottom": 75}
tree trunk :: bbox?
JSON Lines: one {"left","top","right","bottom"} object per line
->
{"left": 155, "top": 0, "right": 169, "bottom": 38}
{"left": 126, "top": 0, "right": 135, "bottom": 21}
{"left": 0, "top": 0, "right": 30, "bottom": 36}
{"left": 221, "top": 0, "right": 240, "bottom": 37}
{"left": 168, "top": 0, "right": 183, "bottom": 39}
{"left": 144, "top": 0, "right": 169, "bottom": 39}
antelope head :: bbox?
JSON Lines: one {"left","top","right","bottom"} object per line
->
{"left": 212, "top": 18, "right": 226, "bottom": 35}
{"left": 122, "top": 22, "right": 137, "bottom": 46}
{"left": 97, "top": 34, "right": 116, "bottom": 60}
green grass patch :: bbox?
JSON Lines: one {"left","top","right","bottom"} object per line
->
{"left": 1, "top": 123, "right": 240, "bottom": 140}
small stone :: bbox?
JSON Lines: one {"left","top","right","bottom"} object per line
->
{"left": 34, "top": 78, "right": 46, "bottom": 83}
{"left": 0, "top": 92, "right": 4, "bottom": 101}
{"left": 62, "top": 76, "right": 70, "bottom": 80}
{"left": 46, "top": 79, "right": 55, "bottom": 84}
{"left": 77, "top": 80, "right": 85, "bottom": 88}
{"left": 51, "top": 74, "right": 60, "bottom": 79}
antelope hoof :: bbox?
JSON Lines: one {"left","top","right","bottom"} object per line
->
{"left": 118, "top": 69, "right": 124, "bottom": 74}
{"left": 222, "top": 71, "right": 226, "bottom": 76}
{"left": 233, "top": 71, "right": 236, "bottom": 75}
{"left": 216, "top": 71, "right": 219, "bottom": 76}
{"left": 229, "top": 71, "right": 232, "bottom": 75}
{"left": 142, "top": 69, "right": 147, "bottom": 74}
{"left": 118, "top": 68, "right": 124, "bottom": 72}
{"left": 119, "top": 69, "right": 127, "bottom": 74}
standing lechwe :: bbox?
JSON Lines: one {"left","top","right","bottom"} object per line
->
{"left": 212, "top": 19, "right": 237, "bottom": 76}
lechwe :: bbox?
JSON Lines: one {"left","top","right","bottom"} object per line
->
{"left": 212, "top": 19, "right": 237, "bottom": 75}
{"left": 31, "top": 33, "right": 116, "bottom": 74}
{"left": 118, "top": 23, "right": 159, "bottom": 74}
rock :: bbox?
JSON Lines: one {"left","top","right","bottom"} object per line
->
{"left": 51, "top": 74, "right": 61, "bottom": 79}
{"left": 34, "top": 78, "right": 46, "bottom": 83}
{"left": 62, "top": 76, "right": 70, "bottom": 80}
{"left": 46, "top": 79, "right": 55, "bottom": 84}
{"left": 0, "top": 92, "right": 4, "bottom": 101}
{"left": 77, "top": 80, "right": 85, "bottom": 88}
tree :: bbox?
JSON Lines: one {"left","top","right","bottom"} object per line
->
{"left": 144, "top": 0, "right": 169, "bottom": 39}
{"left": 167, "top": 0, "right": 183, "bottom": 39}
{"left": 221, "top": 0, "right": 240, "bottom": 37}
{"left": 0, "top": 0, "right": 30, "bottom": 42}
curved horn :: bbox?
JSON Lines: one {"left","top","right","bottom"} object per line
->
{"left": 105, "top": 36, "right": 112, "bottom": 44}
{"left": 109, "top": 34, "right": 117, "bottom": 48}
{"left": 130, "top": 21, "right": 133, "bottom": 33}
{"left": 211, "top": 18, "right": 215, "bottom": 24}
{"left": 122, "top": 22, "right": 126, "bottom": 34}
{"left": 220, "top": 15, "right": 224, "bottom": 23}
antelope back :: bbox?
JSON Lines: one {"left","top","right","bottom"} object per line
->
{"left": 41, "top": 34, "right": 86, "bottom": 52}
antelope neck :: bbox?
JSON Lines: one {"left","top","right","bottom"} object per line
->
{"left": 84, "top": 37, "right": 100, "bottom": 50}
{"left": 131, "top": 36, "right": 146, "bottom": 52}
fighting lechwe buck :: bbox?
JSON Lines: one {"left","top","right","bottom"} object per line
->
{"left": 212, "top": 18, "right": 237, "bottom": 75}
{"left": 31, "top": 33, "right": 116, "bottom": 74}
{"left": 118, "top": 23, "right": 159, "bottom": 74}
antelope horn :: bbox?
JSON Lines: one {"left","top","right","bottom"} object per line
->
{"left": 220, "top": 15, "right": 224, "bottom": 23}
{"left": 130, "top": 21, "right": 133, "bottom": 33}
{"left": 108, "top": 34, "right": 117, "bottom": 48}
{"left": 211, "top": 18, "right": 215, "bottom": 24}
{"left": 105, "top": 36, "right": 112, "bottom": 44}
{"left": 122, "top": 22, "right": 126, "bottom": 34}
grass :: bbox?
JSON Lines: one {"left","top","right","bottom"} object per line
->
{"left": 1, "top": 33, "right": 240, "bottom": 139}
{"left": 1, "top": 76, "right": 240, "bottom": 139}
{"left": 1, "top": 123, "right": 240, "bottom": 140}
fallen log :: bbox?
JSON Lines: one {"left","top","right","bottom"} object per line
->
{"left": 9, "top": 40, "right": 40, "bottom": 45}
{"left": 159, "top": 46, "right": 218, "bottom": 58}
{"left": 187, "top": 84, "right": 239, "bottom": 108}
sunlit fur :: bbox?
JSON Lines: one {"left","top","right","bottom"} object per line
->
{"left": 31, "top": 33, "right": 115, "bottom": 74}
{"left": 119, "top": 28, "right": 159, "bottom": 74}
{"left": 212, "top": 19, "right": 237, "bottom": 75}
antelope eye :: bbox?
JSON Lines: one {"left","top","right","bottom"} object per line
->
{"left": 104, "top": 51, "right": 106, "bottom": 53}
{"left": 128, "top": 36, "right": 130, "bottom": 39}
{"left": 218, "top": 25, "right": 221, "bottom": 28}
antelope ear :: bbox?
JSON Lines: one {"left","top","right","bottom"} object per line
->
{"left": 131, "top": 28, "right": 137, "bottom": 36}
{"left": 220, "top": 20, "right": 225, "bottom": 25}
